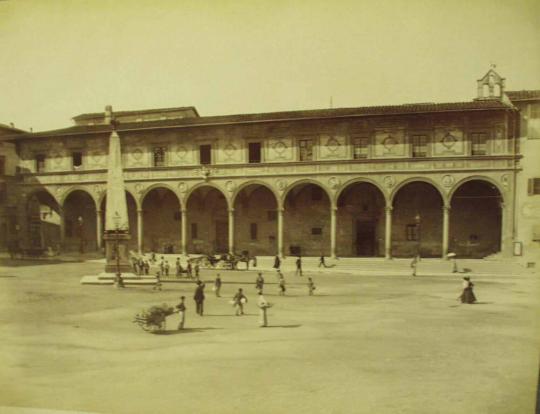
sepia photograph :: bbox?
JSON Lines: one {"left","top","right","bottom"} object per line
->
{"left": 0, "top": 1, "right": 539, "bottom": 413}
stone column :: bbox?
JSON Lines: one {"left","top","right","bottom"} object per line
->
{"left": 277, "top": 208, "right": 284, "bottom": 258}
{"left": 385, "top": 205, "right": 393, "bottom": 259}
{"left": 59, "top": 207, "right": 66, "bottom": 245}
{"left": 330, "top": 206, "right": 337, "bottom": 258}
{"left": 500, "top": 202, "right": 507, "bottom": 255}
{"left": 442, "top": 204, "right": 450, "bottom": 258}
{"left": 228, "top": 208, "right": 235, "bottom": 255}
{"left": 96, "top": 209, "right": 103, "bottom": 250}
{"left": 136, "top": 209, "right": 143, "bottom": 254}
{"left": 181, "top": 209, "right": 187, "bottom": 255}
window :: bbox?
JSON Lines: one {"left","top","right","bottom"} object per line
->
{"left": 248, "top": 142, "right": 261, "bottom": 163}
{"left": 528, "top": 178, "right": 540, "bottom": 195}
{"left": 0, "top": 156, "right": 5, "bottom": 175}
{"left": 250, "top": 223, "right": 258, "bottom": 240}
{"left": 311, "top": 186, "right": 323, "bottom": 201}
{"left": 199, "top": 144, "right": 211, "bottom": 165}
{"left": 412, "top": 135, "right": 428, "bottom": 158}
{"left": 72, "top": 152, "right": 83, "bottom": 169}
{"left": 0, "top": 183, "right": 5, "bottom": 203}
{"left": 471, "top": 133, "right": 488, "bottom": 156}
{"left": 153, "top": 146, "right": 166, "bottom": 167}
{"left": 311, "top": 227, "right": 322, "bottom": 235}
{"left": 267, "top": 210, "right": 277, "bottom": 221}
{"left": 191, "top": 223, "right": 198, "bottom": 239}
{"left": 35, "top": 154, "right": 46, "bottom": 173}
{"left": 406, "top": 224, "right": 419, "bottom": 241}
{"left": 530, "top": 104, "right": 540, "bottom": 119}
{"left": 353, "top": 137, "right": 369, "bottom": 159}
{"left": 298, "top": 139, "right": 313, "bottom": 161}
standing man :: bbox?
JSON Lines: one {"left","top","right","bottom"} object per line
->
{"left": 255, "top": 272, "right": 264, "bottom": 293}
{"left": 194, "top": 263, "right": 200, "bottom": 279}
{"left": 175, "top": 257, "right": 182, "bottom": 278}
{"left": 144, "top": 259, "right": 150, "bottom": 275}
{"left": 257, "top": 292, "right": 271, "bottom": 327}
{"left": 214, "top": 273, "right": 222, "bottom": 297}
{"left": 193, "top": 281, "right": 205, "bottom": 316}
{"left": 278, "top": 273, "right": 286, "bottom": 296}
{"left": 159, "top": 257, "right": 165, "bottom": 275}
{"left": 233, "top": 288, "right": 247, "bottom": 316}
{"left": 153, "top": 271, "right": 162, "bottom": 291}
{"left": 273, "top": 255, "right": 281, "bottom": 271}
{"left": 295, "top": 256, "right": 303, "bottom": 276}
{"left": 307, "top": 277, "right": 316, "bottom": 296}
{"left": 176, "top": 296, "right": 186, "bottom": 330}
{"left": 164, "top": 261, "right": 170, "bottom": 277}
{"left": 187, "top": 260, "right": 193, "bottom": 279}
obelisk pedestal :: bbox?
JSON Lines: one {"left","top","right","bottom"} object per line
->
{"left": 103, "top": 232, "right": 132, "bottom": 274}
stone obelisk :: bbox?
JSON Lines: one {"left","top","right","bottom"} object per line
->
{"left": 103, "top": 106, "right": 132, "bottom": 274}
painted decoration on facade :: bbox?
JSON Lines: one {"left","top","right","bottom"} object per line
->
{"left": 373, "top": 129, "right": 406, "bottom": 158}
{"left": 319, "top": 135, "right": 347, "bottom": 159}
{"left": 433, "top": 128, "right": 465, "bottom": 156}
{"left": 268, "top": 138, "right": 293, "bottom": 162}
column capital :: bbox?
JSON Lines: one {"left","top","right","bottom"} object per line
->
{"left": 228, "top": 208, "right": 235, "bottom": 214}
{"left": 331, "top": 206, "right": 338, "bottom": 212}
{"left": 276, "top": 207, "right": 284, "bottom": 213}
{"left": 137, "top": 209, "right": 143, "bottom": 214}
{"left": 385, "top": 206, "right": 393, "bottom": 213}
{"left": 443, "top": 204, "right": 451, "bottom": 211}
{"left": 96, "top": 209, "right": 102, "bottom": 214}
{"left": 181, "top": 208, "right": 187, "bottom": 214}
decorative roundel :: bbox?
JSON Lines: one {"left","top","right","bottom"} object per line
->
{"left": 178, "top": 182, "right": 187, "bottom": 193}
{"left": 383, "top": 176, "right": 396, "bottom": 188}
{"left": 442, "top": 175, "right": 455, "bottom": 188}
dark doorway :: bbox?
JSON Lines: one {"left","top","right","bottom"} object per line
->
{"left": 215, "top": 221, "right": 228, "bottom": 253}
{"left": 356, "top": 220, "right": 376, "bottom": 256}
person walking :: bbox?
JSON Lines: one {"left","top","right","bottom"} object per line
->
{"left": 175, "top": 258, "right": 182, "bottom": 278}
{"left": 164, "top": 261, "right": 170, "bottom": 277}
{"left": 159, "top": 257, "right": 165, "bottom": 275}
{"left": 273, "top": 255, "right": 281, "bottom": 271}
{"left": 278, "top": 273, "right": 286, "bottom": 296}
{"left": 176, "top": 296, "right": 186, "bottom": 330}
{"left": 410, "top": 255, "right": 419, "bottom": 277}
{"left": 307, "top": 277, "right": 316, "bottom": 296}
{"left": 193, "top": 281, "right": 205, "bottom": 316}
{"left": 187, "top": 260, "right": 193, "bottom": 279}
{"left": 318, "top": 255, "right": 327, "bottom": 268}
{"left": 152, "top": 271, "right": 162, "bottom": 291}
{"left": 257, "top": 292, "right": 271, "bottom": 327}
{"left": 214, "top": 274, "right": 222, "bottom": 297}
{"left": 255, "top": 272, "right": 264, "bottom": 293}
{"left": 295, "top": 256, "right": 303, "bottom": 276}
{"left": 459, "top": 276, "right": 477, "bottom": 304}
{"left": 194, "top": 263, "right": 200, "bottom": 279}
{"left": 233, "top": 288, "right": 247, "bottom": 316}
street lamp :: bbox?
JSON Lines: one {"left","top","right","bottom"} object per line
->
{"left": 77, "top": 216, "right": 84, "bottom": 254}
{"left": 113, "top": 211, "right": 124, "bottom": 288}
{"left": 415, "top": 213, "right": 421, "bottom": 258}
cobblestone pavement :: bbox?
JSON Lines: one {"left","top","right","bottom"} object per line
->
{"left": 0, "top": 259, "right": 538, "bottom": 414}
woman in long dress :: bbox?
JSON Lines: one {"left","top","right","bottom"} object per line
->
{"left": 460, "top": 276, "right": 477, "bottom": 304}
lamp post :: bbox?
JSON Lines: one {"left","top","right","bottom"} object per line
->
{"left": 77, "top": 216, "right": 84, "bottom": 254}
{"left": 415, "top": 213, "right": 421, "bottom": 258}
{"left": 113, "top": 211, "right": 124, "bottom": 288}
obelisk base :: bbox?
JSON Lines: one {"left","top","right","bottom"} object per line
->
{"left": 103, "top": 232, "right": 132, "bottom": 273}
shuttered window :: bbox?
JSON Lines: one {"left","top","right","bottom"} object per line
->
{"left": 528, "top": 178, "right": 540, "bottom": 195}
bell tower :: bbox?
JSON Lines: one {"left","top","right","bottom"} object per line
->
{"left": 475, "top": 65, "right": 505, "bottom": 100}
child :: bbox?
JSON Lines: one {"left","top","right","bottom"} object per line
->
{"left": 308, "top": 277, "right": 316, "bottom": 296}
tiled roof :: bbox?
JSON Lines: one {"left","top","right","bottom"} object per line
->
{"left": 72, "top": 106, "right": 199, "bottom": 120}
{"left": 505, "top": 90, "right": 540, "bottom": 101}
{"left": 9, "top": 99, "right": 513, "bottom": 140}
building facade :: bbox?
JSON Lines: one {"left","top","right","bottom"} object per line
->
{"left": 3, "top": 70, "right": 540, "bottom": 262}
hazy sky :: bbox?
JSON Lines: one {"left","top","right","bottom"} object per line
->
{"left": 1, "top": 0, "right": 539, "bottom": 132}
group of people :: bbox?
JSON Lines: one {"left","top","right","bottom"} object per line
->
{"left": 172, "top": 270, "right": 318, "bottom": 330}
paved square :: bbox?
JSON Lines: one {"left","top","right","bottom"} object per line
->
{"left": 0, "top": 259, "right": 538, "bottom": 414}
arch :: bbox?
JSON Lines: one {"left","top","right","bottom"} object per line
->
{"left": 62, "top": 189, "right": 98, "bottom": 252}
{"left": 24, "top": 188, "right": 61, "bottom": 211}
{"left": 60, "top": 186, "right": 98, "bottom": 210}
{"left": 282, "top": 179, "right": 332, "bottom": 207}
{"left": 448, "top": 178, "right": 503, "bottom": 258}
{"left": 185, "top": 182, "right": 231, "bottom": 210}
{"left": 233, "top": 181, "right": 279, "bottom": 256}
{"left": 98, "top": 188, "right": 140, "bottom": 211}
{"left": 231, "top": 180, "right": 280, "bottom": 209}
{"left": 448, "top": 175, "right": 504, "bottom": 204}
{"left": 335, "top": 177, "right": 388, "bottom": 206}
{"left": 140, "top": 183, "right": 182, "bottom": 209}
{"left": 390, "top": 177, "right": 447, "bottom": 206}
{"left": 336, "top": 180, "right": 387, "bottom": 257}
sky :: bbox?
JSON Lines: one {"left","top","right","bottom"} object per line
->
{"left": 1, "top": 0, "right": 539, "bottom": 132}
